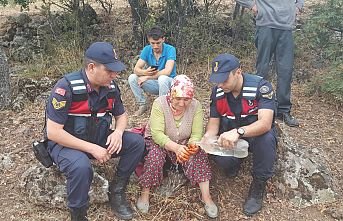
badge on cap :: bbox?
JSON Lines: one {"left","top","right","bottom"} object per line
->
{"left": 214, "top": 62, "right": 219, "bottom": 72}
{"left": 113, "top": 49, "right": 118, "bottom": 60}
{"left": 52, "top": 97, "right": 66, "bottom": 110}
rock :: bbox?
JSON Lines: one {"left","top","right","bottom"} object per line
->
{"left": 275, "top": 125, "right": 336, "bottom": 207}
{"left": 14, "top": 13, "right": 32, "bottom": 27}
{"left": 20, "top": 164, "right": 109, "bottom": 209}
{"left": 0, "top": 154, "right": 14, "bottom": 170}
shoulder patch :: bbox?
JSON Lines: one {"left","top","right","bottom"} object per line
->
{"left": 261, "top": 91, "right": 274, "bottom": 99}
{"left": 52, "top": 97, "right": 66, "bottom": 110}
{"left": 259, "top": 85, "right": 270, "bottom": 94}
{"left": 55, "top": 87, "right": 66, "bottom": 96}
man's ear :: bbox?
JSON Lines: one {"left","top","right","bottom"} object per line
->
{"left": 87, "top": 62, "right": 96, "bottom": 72}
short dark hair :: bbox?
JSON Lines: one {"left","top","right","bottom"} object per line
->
{"left": 83, "top": 57, "right": 99, "bottom": 68}
{"left": 147, "top": 26, "right": 165, "bottom": 40}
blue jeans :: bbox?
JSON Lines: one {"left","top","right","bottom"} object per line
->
{"left": 128, "top": 74, "right": 173, "bottom": 106}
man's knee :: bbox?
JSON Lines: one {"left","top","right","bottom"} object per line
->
{"left": 123, "top": 131, "right": 145, "bottom": 153}
{"left": 69, "top": 156, "right": 93, "bottom": 179}
{"left": 128, "top": 74, "right": 138, "bottom": 85}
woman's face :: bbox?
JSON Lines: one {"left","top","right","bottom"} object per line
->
{"left": 170, "top": 97, "right": 192, "bottom": 112}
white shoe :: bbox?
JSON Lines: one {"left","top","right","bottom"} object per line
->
{"left": 204, "top": 202, "right": 218, "bottom": 218}
{"left": 136, "top": 197, "right": 149, "bottom": 214}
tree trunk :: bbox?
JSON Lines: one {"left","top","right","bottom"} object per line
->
{"left": 0, "top": 47, "right": 11, "bottom": 110}
{"left": 128, "top": 0, "right": 149, "bottom": 47}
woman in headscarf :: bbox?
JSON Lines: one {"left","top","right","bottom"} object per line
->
{"left": 136, "top": 75, "right": 218, "bottom": 218}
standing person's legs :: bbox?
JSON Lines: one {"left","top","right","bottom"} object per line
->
{"left": 275, "top": 29, "right": 294, "bottom": 114}
{"left": 255, "top": 26, "right": 277, "bottom": 79}
{"left": 49, "top": 145, "right": 93, "bottom": 220}
{"left": 275, "top": 30, "right": 299, "bottom": 126}
{"left": 157, "top": 75, "right": 173, "bottom": 96}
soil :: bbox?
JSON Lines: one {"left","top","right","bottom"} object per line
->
{"left": 0, "top": 1, "right": 342, "bottom": 221}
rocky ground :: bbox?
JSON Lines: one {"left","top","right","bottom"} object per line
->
{"left": 1, "top": 76, "right": 342, "bottom": 220}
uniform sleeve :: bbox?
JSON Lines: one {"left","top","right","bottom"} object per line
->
{"left": 256, "top": 80, "right": 276, "bottom": 111}
{"left": 111, "top": 84, "right": 125, "bottom": 117}
{"left": 166, "top": 45, "right": 176, "bottom": 61}
{"left": 209, "top": 86, "right": 221, "bottom": 118}
{"left": 150, "top": 100, "right": 171, "bottom": 147}
{"left": 188, "top": 100, "right": 204, "bottom": 144}
{"left": 139, "top": 45, "right": 150, "bottom": 63}
{"left": 46, "top": 78, "right": 72, "bottom": 125}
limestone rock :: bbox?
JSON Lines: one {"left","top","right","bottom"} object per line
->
{"left": 275, "top": 126, "right": 336, "bottom": 207}
{"left": 20, "top": 164, "right": 109, "bottom": 209}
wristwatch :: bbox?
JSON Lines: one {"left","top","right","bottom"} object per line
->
{"left": 237, "top": 128, "right": 245, "bottom": 138}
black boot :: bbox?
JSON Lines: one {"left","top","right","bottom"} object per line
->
{"left": 70, "top": 207, "right": 88, "bottom": 221}
{"left": 243, "top": 177, "right": 267, "bottom": 216}
{"left": 108, "top": 176, "right": 133, "bottom": 220}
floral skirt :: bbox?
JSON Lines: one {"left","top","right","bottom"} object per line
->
{"left": 139, "top": 138, "right": 212, "bottom": 188}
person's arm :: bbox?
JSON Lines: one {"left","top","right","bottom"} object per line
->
{"left": 188, "top": 101, "right": 204, "bottom": 144}
{"left": 156, "top": 60, "right": 175, "bottom": 77}
{"left": 203, "top": 118, "right": 220, "bottom": 138}
{"left": 134, "top": 58, "right": 157, "bottom": 77}
{"left": 47, "top": 119, "right": 111, "bottom": 163}
{"left": 239, "top": 109, "right": 274, "bottom": 137}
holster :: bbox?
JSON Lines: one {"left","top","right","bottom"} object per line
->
{"left": 32, "top": 139, "right": 53, "bottom": 168}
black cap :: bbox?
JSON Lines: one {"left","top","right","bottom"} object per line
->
{"left": 85, "top": 42, "right": 126, "bottom": 72}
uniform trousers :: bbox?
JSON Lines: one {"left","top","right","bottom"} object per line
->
{"left": 48, "top": 131, "right": 145, "bottom": 210}
{"left": 212, "top": 127, "right": 277, "bottom": 180}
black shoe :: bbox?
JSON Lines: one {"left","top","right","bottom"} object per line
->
{"left": 108, "top": 176, "right": 133, "bottom": 220}
{"left": 277, "top": 112, "right": 299, "bottom": 127}
{"left": 70, "top": 207, "right": 88, "bottom": 221}
{"left": 243, "top": 177, "right": 267, "bottom": 216}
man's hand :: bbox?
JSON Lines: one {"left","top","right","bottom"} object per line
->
{"left": 144, "top": 67, "right": 158, "bottom": 76}
{"left": 138, "top": 76, "right": 150, "bottom": 86}
{"left": 91, "top": 145, "right": 112, "bottom": 163}
{"left": 217, "top": 129, "right": 240, "bottom": 149}
{"left": 106, "top": 130, "right": 123, "bottom": 155}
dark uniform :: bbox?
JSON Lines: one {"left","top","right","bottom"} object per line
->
{"left": 209, "top": 73, "right": 277, "bottom": 180}
{"left": 46, "top": 69, "right": 144, "bottom": 211}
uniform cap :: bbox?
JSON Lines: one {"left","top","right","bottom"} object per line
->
{"left": 209, "top": 53, "right": 240, "bottom": 83}
{"left": 85, "top": 42, "right": 126, "bottom": 72}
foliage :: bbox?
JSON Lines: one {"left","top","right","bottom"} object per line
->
{"left": 303, "top": 0, "right": 343, "bottom": 61}
{"left": 308, "top": 62, "right": 343, "bottom": 104}
{"left": 301, "top": 0, "right": 343, "bottom": 104}
{"left": 24, "top": 37, "right": 83, "bottom": 79}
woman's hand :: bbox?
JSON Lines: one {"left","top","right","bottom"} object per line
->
{"left": 176, "top": 145, "right": 191, "bottom": 163}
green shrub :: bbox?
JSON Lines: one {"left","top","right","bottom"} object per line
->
{"left": 303, "top": 0, "right": 343, "bottom": 61}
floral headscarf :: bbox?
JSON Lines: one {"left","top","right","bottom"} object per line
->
{"left": 169, "top": 75, "right": 194, "bottom": 99}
